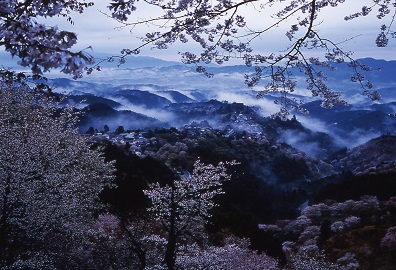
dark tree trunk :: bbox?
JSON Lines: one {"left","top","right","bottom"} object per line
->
{"left": 164, "top": 230, "right": 177, "bottom": 270}
{"left": 119, "top": 216, "right": 147, "bottom": 270}
{"left": 163, "top": 188, "right": 178, "bottom": 270}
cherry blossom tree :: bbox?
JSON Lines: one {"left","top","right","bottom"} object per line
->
{"left": 1, "top": 1, "right": 394, "bottom": 114}
{"left": 93, "top": 214, "right": 280, "bottom": 269}
{"left": 380, "top": 226, "right": 396, "bottom": 252}
{"left": 259, "top": 196, "right": 385, "bottom": 270}
{"left": 0, "top": 0, "right": 95, "bottom": 78}
{"left": 176, "top": 236, "right": 279, "bottom": 269}
{"left": 105, "top": 0, "right": 394, "bottom": 115}
{"left": 0, "top": 81, "right": 115, "bottom": 268}
{"left": 143, "top": 159, "right": 235, "bottom": 269}
{"left": 91, "top": 213, "right": 164, "bottom": 270}
{"left": 94, "top": 160, "right": 275, "bottom": 270}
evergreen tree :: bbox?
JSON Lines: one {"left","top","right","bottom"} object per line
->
{"left": 103, "top": 124, "right": 110, "bottom": 133}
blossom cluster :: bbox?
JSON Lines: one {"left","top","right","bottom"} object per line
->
{"left": 176, "top": 237, "right": 278, "bottom": 269}
{"left": 380, "top": 226, "right": 396, "bottom": 251}
{"left": 0, "top": 0, "right": 94, "bottom": 77}
{"left": 143, "top": 159, "right": 236, "bottom": 225}
{"left": 0, "top": 82, "right": 115, "bottom": 267}
{"left": 104, "top": 0, "right": 396, "bottom": 117}
{"left": 259, "top": 196, "right": 383, "bottom": 270}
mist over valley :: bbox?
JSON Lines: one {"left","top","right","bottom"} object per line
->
{"left": 55, "top": 57, "right": 396, "bottom": 221}
{"left": 53, "top": 56, "right": 396, "bottom": 156}
{"left": 14, "top": 54, "right": 393, "bottom": 268}
{"left": 67, "top": 56, "right": 396, "bottom": 268}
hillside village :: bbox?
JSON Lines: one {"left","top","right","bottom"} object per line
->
{"left": 84, "top": 108, "right": 271, "bottom": 156}
{"left": 90, "top": 120, "right": 396, "bottom": 270}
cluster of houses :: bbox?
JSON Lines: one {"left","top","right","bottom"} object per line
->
{"left": 85, "top": 131, "right": 155, "bottom": 156}
{"left": 83, "top": 111, "right": 269, "bottom": 155}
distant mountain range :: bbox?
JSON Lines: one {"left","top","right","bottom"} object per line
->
{"left": 50, "top": 57, "right": 396, "bottom": 156}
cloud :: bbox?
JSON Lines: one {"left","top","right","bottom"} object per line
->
{"left": 111, "top": 97, "right": 177, "bottom": 123}
{"left": 280, "top": 130, "right": 324, "bottom": 158}
{"left": 215, "top": 91, "right": 279, "bottom": 117}
{"left": 297, "top": 115, "right": 382, "bottom": 149}
{"left": 298, "top": 116, "right": 330, "bottom": 133}
{"left": 76, "top": 67, "right": 253, "bottom": 101}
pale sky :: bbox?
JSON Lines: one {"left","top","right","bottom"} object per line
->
{"left": 5, "top": 1, "right": 396, "bottom": 65}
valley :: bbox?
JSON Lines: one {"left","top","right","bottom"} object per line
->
{"left": 54, "top": 57, "right": 396, "bottom": 269}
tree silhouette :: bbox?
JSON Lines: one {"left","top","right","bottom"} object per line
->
{"left": 103, "top": 124, "right": 110, "bottom": 133}
{"left": 115, "top": 125, "right": 126, "bottom": 134}
{"left": 85, "top": 126, "right": 95, "bottom": 135}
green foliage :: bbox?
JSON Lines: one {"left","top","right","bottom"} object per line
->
{"left": 157, "top": 132, "right": 180, "bottom": 143}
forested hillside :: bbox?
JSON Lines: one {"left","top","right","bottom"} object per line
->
{"left": 90, "top": 121, "right": 396, "bottom": 269}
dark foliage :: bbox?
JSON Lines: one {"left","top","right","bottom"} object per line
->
{"left": 271, "top": 154, "right": 311, "bottom": 183}
{"left": 98, "top": 143, "right": 175, "bottom": 214}
{"left": 313, "top": 172, "right": 396, "bottom": 203}
{"left": 193, "top": 137, "right": 240, "bottom": 163}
